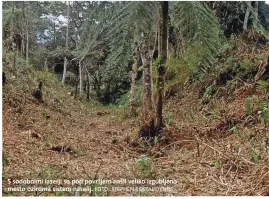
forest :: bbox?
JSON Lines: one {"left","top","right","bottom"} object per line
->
{"left": 2, "top": 1, "right": 269, "bottom": 196}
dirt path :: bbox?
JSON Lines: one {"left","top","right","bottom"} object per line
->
{"left": 3, "top": 98, "right": 140, "bottom": 196}
{"left": 3, "top": 90, "right": 269, "bottom": 196}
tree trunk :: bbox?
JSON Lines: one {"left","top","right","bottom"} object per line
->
{"left": 21, "top": 36, "right": 25, "bottom": 56}
{"left": 94, "top": 73, "right": 101, "bottom": 98}
{"left": 11, "top": 2, "right": 16, "bottom": 68}
{"left": 130, "top": 45, "right": 139, "bottom": 117}
{"left": 86, "top": 73, "right": 90, "bottom": 101}
{"left": 150, "top": 30, "right": 158, "bottom": 110}
{"left": 243, "top": 4, "right": 250, "bottom": 31}
{"left": 44, "top": 58, "right": 48, "bottom": 70}
{"left": 62, "top": 57, "right": 68, "bottom": 84}
{"left": 25, "top": 2, "right": 29, "bottom": 67}
{"left": 75, "top": 79, "right": 78, "bottom": 99}
{"left": 139, "top": 44, "right": 156, "bottom": 139}
{"left": 62, "top": 2, "right": 70, "bottom": 84}
{"left": 150, "top": 55, "right": 155, "bottom": 110}
{"left": 22, "top": 2, "right": 25, "bottom": 56}
{"left": 178, "top": 30, "right": 185, "bottom": 57}
{"left": 75, "top": 65, "right": 79, "bottom": 99}
{"left": 140, "top": 43, "right": 154, "bottom": 126}
{"left": 156, "top": 1, "right": 168, "bottom": 133}
{"left": 79, "top": 60, "right": 83, "bottom": 93}
{"left": 53, "top": 20, "right": 56, "bottom": 43}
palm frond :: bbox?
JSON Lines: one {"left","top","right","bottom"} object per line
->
{"left": 171, "top": 2, "right": 224, "bottom": 75}
{"left": 244, "top": 1, "right": 269, "bottom": 39}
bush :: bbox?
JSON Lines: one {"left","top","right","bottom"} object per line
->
{"left": 134, "top": 155, "right": 156, "bottom": 179}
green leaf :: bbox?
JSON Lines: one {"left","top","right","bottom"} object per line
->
{"left": 245, "top": 97, "right": 253, "bottom": 116}
{"left": 261, "top": 108, "right": 269, "bottom": 125}
{"left": 251, "top": 148, "right": 259, "bottom": 164}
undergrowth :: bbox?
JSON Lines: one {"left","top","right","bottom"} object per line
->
{"left": 3, "top": 52, "right": 102, "bottom": 117}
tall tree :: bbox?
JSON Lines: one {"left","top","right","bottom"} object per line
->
{"left": 25, "top": 2, "right": 29, "bottom": 66}
{"left": 11, "top": 2, "right": 16, "bottom": 67}
{"left": 79, "top": 59, "right": 83, "bottom": 93}
{"left": 62, "top": 1, "right": 70, "bottom": 84}
{"left": 156, "top": 1, "right": 168, "bottom": 133}
{"left": 105, "top": 1, "right": 158, "bottom": 128}
{"left": 139, "top": 36, "right": 155, "bottom": 125}
{"left": 129, "top": 44, "right": 139, "bottom": 117}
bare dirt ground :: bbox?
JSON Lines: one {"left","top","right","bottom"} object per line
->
{"left": 2, "top": 84, "right": 269, "bottom": 196}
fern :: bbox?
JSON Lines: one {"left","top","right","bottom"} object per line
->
{"left": 256, "top": 80, "right": 269, "bottom": 94}
{"left": 258, "top": 100, "right": 267, "bottom": 111}
{"left": 105, "top": 1, "right": 159, "bottom": 66}
{"left": 101, "top": 2, "right": 159, "bottom": 96}
{"left": 136, "top": 155, "right": 156, "bottom": 179}
{"left": 107, "top": 2, "right": 158, "bottom": 42}
{"left": 171, "top": 2, "right": 224, "bottom": 75}
{"left": 75, "top": 2, "right": 117, "bottom": 60}
{"left": 245, "top": 97, "right": 253, "bottom": 116}
{"left": 261, "top": 108, "right": 269, "bottom": 125}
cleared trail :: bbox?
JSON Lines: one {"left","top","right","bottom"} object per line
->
{"left": 2, "top": 87, "right": 269, "bottom": 196}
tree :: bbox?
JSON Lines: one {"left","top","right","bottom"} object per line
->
{"left": 139, "top": 35, "right": 155, "bottom": 126}
{"left": 11, "top": 2, "right": 16, "bottom": 67}
{"left": 156, "top": 1, "right": 168, "bottom": 133}
{"left": 105, "top": 1, "right": 158, "bottom": 128}
{"left": 25, "top": 2, "right": 29, "bottom": 66}
{"left": 103, "top": 1, "right": 224, "bottom": 138}
{"left": 7, "top": 1, "right": 268, "bottom": 140}
{"left": 62, "top": 1, "right": 70, "bottom": 84}
{"left": 129, "top": 44, "right": 139, "bottom": 117}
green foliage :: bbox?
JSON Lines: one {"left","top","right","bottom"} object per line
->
{"left": 103, "top": 34, "right": 133, "bottom": 98}
{"left": 36, "top": 68, "right": 60, "bottom": 91}
{"left": 246, "top": 2, "right": 269, "bottom": 40}
{"left": 171, "top": 2, "right": 224, "bottom": 76}
{"left": 259, "top": 2, "right": 269, "bottom": 31}
{"left": 2, "top": 152, "right": 9, "bottom": 167}
{"left": 260, "top": 108, "right": 269, "bottom": 125}
{"left": 219, "top": 43, "right": 234, "bottom": 54}
{"left": 256, "top": 80, "right": 269, "bottom": 94}
{"left": 245, "top": 97, "right": 253, "bottom": 116}
{"left": 4, "top": 1, "right": 268, "bottom": 106}
{"left": 39, "top": 166, "right": 60, "bottom": 180}
{"left": 257, "top": 100, "right": 267, "bottom": 111}
{"left": 3, "top": 6, "right": 24, "bottom": 33}
{"left": 153, "top": 136, "right": 159, "bottom": 145}
{"left": 164, "top": 111, "right": 183, "bottom": 130}
{"left": 212, "top": 159, "right": 221, "bottom": 169}
{"left": 29, "top": 46, "right": 49, "bottom": 68}
{"left": 240, "top": 58, "right": 254, "bottom": 71}
{"left": 226, "top": 55, "right": 236, "bottom": 68}
{"left": 65, "top": 71, "right": 76, "bottom": 86}
{"left": 117, "top": 83, "right": 143, "bottom": 108}
{"left": 165, "top": 111, "right": 174, "bottom": 127}
{"left": 230, "top": 126, "right": 242, "bottom": 137}
{"left": 108, "top": 2, "right": 158, "bottom": 43}
{"left": 76, "top": 20, "right": 104, "bottom": 60}
{"left": 251, "top": 148, "right": 259, "bottom": 164}
{"left": 135, "top": 155, "right": 156, "bottom": 179}
{"left": 238, "top": 58, "right": 256, "bottom": 79}
{"left": 90, "top": 183, "right": 103, "bottom": 196}
{"left": 101, "top": 2, "right": 159, "bottom": 102}
{"left": 55, "top": 191, "right": 64, "bottom": 196}
{"left": 14, "top": 55, "right": 33, "bottom": 74}
{"left": 161, "top": 57, "right": 190, "bottom": 97}
{"left": 202, "top": 85, "right": 217, "bottom": 104}
{"left": 2, "top": 190, "right": 13, "bottom": 196}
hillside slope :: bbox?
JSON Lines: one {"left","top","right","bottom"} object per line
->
{"left": 2, "top": 41, "right": 269, "bottom": 196}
